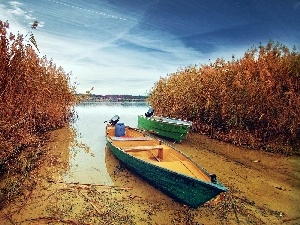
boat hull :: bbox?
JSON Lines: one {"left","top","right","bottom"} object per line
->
{"left": 138, "top": 115, "right": 192, "bottom": 142}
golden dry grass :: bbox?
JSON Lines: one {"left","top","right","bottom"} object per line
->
{"left": 0, "top": 21, "right": 78, "bottom": 206}
{"left": 0, "top": 21, "right": 77, "bottom": 158}
{"left": 148, "top": 41, "right": 300, "bottom": 154}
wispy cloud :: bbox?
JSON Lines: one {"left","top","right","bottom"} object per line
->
{"left": 1, "top": 0, "right": 299, "bottom": 95}
{"left": 8, "top": 1, "right": 24, "bottom": 15}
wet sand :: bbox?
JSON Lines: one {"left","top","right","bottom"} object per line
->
{"left": 0, "top": 127, "right": 299, "bottom": 224}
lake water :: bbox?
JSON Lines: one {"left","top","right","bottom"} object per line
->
{"left": 63, "top": 102, "right": 148, "bottom": 185}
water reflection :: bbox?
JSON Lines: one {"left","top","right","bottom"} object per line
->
{"left": 64, "top": 102, "right": 148, "bottom": 185}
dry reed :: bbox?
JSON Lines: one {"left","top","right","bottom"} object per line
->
{"left": 0, "top": 21, "right": 77, "bottom": 206}
{"left": 148, "top": 41, "right": 300, "bottom": 154}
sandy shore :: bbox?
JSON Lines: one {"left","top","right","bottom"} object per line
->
{"left": 0, "top": 127, "right": 299, "bottom": 224}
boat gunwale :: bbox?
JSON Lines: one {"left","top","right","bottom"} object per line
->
{"left": 139, "top": 115, "right": 193, "bottom": 127}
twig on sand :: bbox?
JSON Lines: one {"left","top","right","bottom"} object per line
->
{"left": 16, "top": 189, "right": 34, "bottom": 214}
{"left": 282, "top": 216, "right": 300, "bottom": 223}
{"left": 23, "top": 216, "right": 89, "bottom": 225}
{"left": 77, "top": 190, "right": 119, "bottom": 218}
{"left": 78, "top": 190, "right": 103, "bottom": 215}
{"left": 2, "top": 213, "right": 16, "bottom": 225}
{"left": 58, "top": 181, "right": 132, "bottom": 190}
{"left": 229, "top": 192, "right": 240, "bottom": 225}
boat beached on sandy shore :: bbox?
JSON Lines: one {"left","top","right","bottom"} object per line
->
{"left": 105, "top": 115, "right": 228, "bottom": 208}
{"left": 138, "top": 108, "right": 193, "bottom": 142}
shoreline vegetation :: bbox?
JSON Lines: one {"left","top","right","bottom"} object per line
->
{"left": 0, "top": 21, "right": 78, "bottom": 207}
{"left": 0, "top": 20, "right": 299, "bottom": 212}
{"left": 148, "top": 41, "right": 300, "bottom": 155}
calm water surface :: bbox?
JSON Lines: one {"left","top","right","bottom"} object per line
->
{"left": 63, "top": 102, "right": 148, "bottom": 185}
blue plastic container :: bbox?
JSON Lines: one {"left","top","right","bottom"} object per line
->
{"left": 115, "top": 123, "right": 125, "bottom": 137}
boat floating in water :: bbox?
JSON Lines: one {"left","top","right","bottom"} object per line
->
{"left": 106, "top": 116, "right": 228, "bottom": 208}
{"left": 138, "top": 108, "right": 193, "bottom": 142}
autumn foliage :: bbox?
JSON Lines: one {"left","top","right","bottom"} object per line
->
{"left": 148, "top": 42, "right": 300, "bottom": 154}
{"left": 0, "top": 21, "right": 77, "bottom": 164}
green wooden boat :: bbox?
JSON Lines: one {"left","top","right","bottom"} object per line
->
{"left": 106, "top": 118, "right": 228, "bottom": 208}
{"left": 138, "top": 114, "right": 193, "bottom": 142}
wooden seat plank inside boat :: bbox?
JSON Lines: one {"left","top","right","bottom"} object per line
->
{"left": 124, "top": 145, "right": 163, "bottom": 152}
{"left": 112, "top": 140, "right": 160, "bottom": 149}
{"left": 111, "top": 136, "right": 152, "bottom": 141}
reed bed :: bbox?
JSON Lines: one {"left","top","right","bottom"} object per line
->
{"left": 148, "top": 41, "right": 300, "bottom": 154}
{"left": 0, "top": 21, "right": 77, "bottom": 205}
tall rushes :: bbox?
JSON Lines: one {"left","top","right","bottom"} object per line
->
{"left": 148, "top": 41, "right": 300, "bottom": 154}
{"left": 0, "top": 21, "right": 77, "bottom": 161}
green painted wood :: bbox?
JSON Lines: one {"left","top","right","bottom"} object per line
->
{"left": 137, "top": 115, "right": 192, "bottom": 142}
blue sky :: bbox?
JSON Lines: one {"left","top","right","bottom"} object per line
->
{"left": 1, "top": 0, "right": 299, "bottom": 95}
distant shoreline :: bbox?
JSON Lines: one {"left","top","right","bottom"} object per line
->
{"left": 78, "top": 94, "right": 147, "bottom": 102}
{"left": 81, "top": 99, "right": 147, "bottom": 102}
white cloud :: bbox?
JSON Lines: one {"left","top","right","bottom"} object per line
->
{"left": 0, "top": 1, "right": 220, "bottom": 94}
{"left": 4, "top": 1, "right": 296, "bottom": 95}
